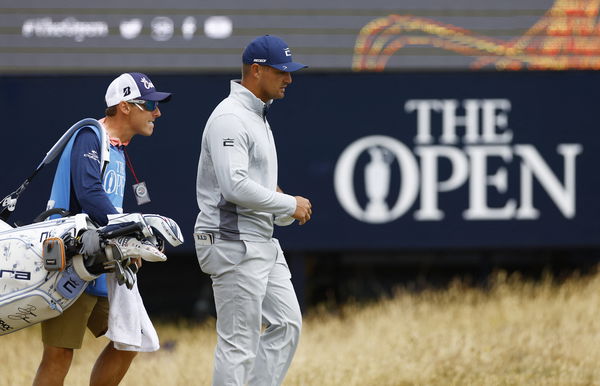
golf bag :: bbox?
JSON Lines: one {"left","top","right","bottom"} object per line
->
{"left": 0, "top": 212, "right": 183, "bottom": 336}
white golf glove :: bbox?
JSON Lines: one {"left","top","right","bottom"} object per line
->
{"left": 108, "top": 236, "right": 167, "bottom": 262}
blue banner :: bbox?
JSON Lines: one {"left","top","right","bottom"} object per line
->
{"left": 1, "top": 71, "right": 599, "bottom": 251}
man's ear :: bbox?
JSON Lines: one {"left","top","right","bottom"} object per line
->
{"left": 117, "top": 101, "right": 131, "bottom": 115}
{"left": 251, "top": 63, "right": 262, "bottom": 79}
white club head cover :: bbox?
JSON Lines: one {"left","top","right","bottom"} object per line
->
{"left": 142, "top": 214, "right": 184, "bottom": 247}
{"left": 106, "top": 213, "right": 154, "bottom": 238}
{"left": 109, "top": 236, "right": 167, "bottom": 262}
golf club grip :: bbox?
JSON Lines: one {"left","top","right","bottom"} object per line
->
{"left": 0, "top": 207, "right": 10, "bottom": 222}
{"left": 101, "top": 223, "right": 145, "bottom": 239}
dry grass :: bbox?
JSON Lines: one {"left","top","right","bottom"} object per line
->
{"left": 2, "top": 270, "right": 600, "bottom": 385}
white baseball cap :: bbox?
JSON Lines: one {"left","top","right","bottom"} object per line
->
{"left": 105, "top": 72, "right": 172, "bottom": 107}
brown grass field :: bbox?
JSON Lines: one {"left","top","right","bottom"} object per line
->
{"left": 2, "top": 269, "right": 600, "bottom": 385}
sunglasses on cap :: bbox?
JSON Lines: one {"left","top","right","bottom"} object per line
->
{"left": 128, "top": 99, "right": 159, "bottom": 111}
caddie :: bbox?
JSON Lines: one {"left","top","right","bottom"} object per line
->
{"left": 33, "top": 73, "right": 171, "bottom": 386}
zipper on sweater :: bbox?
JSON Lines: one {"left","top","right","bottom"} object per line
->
{"left": 262, "top": 105, "right": 273, "bottom": 144}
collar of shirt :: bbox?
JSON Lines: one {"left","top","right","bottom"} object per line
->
{"left": 230, "top": 80, "right": 272, "bottom": 120}
{"left": 109, "top": 137, "right": 129, "bottom": 147}
{"left": 98, "top": 117, "right": 129, "bottom": 147}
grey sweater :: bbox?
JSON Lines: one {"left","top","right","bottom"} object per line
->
{"left": 194, "top": 80, "right": 296, "bottom": 241}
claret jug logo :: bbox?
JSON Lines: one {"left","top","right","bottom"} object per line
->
{"left": 334, "top": 98, "right": 582, "bottom": 224}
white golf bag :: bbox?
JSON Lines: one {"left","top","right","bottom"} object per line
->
{"left": 0, "top": 212, "right": 183, "bottom": 336}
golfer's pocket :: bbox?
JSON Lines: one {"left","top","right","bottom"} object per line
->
{"left": 195, "top": 243, "right": 213, "bottom": 274}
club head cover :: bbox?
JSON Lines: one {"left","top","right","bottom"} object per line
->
{"left": 106, "top": 213, "right": 154, "bottom": 238}
{"left": 78, "top": 230, "right": 104, "bottom": 267}
{"left": 142, "top": 214, "right": 184, "bottom": 247}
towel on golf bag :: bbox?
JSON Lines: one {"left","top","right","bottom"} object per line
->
{"left": 105, "top": 273, "right": 159, "bottom": 352}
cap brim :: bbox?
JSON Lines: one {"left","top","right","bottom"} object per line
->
{"left": 143, "top": 91, "right": 172, "bottom": 102}
{"left": 269, "top": 62, "right": 308, "bottom": 72}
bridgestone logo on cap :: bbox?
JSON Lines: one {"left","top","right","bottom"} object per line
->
{"left": 253, "top": 59, "right": 267, "bottom": 62}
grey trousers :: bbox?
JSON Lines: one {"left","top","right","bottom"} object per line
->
{"left": 195, "top": 237, "right": 302, "bottom": 386}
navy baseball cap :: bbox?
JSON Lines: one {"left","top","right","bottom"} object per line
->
{"left": 105, "top": 72, "right": 172, "bottom": 107}
{"left": 242, "top": 35, "right": 307, "bottom": 72}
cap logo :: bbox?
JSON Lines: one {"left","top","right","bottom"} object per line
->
{"left": 140, "top": 77, "right": 154, "bottom": 89}
{"left": 284, "top": 48, "right": 291, "bottom": 57}
{"left": 123, "top": 86, "right": 131, "bottom": 97}
{"left": 253, "top": 58, "right": 267, "bottom": 63}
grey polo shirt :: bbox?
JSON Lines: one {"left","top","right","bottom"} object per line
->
{"left": 194, "top": 80, "right": 296, "bottom": 241}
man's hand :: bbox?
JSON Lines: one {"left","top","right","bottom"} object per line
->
{"left": 292, "top": 196, "right": 312, "bottom": 225}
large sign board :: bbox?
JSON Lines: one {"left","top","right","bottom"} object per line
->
{"left": 4, "top": 0, "right": 598, "bottom": 72}
{"left": 0, "top": 71, "right": 599, "bottom": 252}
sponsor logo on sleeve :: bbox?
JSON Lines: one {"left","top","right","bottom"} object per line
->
{"left": 84, "top": 150, "right": 100, "bottom": 164}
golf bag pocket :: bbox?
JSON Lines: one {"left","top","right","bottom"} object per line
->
{"left": 0, "top": 290, "right": 62, "bottom": 335}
